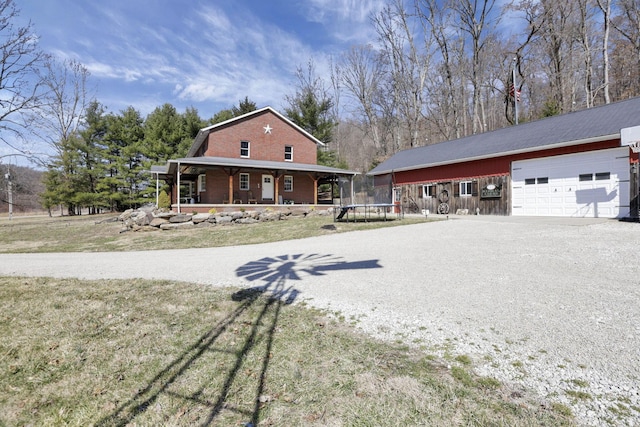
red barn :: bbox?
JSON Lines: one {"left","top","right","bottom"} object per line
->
{"left": 369, "top": 97, "right": 640, "bottom": 219}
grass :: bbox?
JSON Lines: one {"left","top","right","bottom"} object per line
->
{"left": 0, "top": 213, "right": 428, "bottom": 253}
{"left": 0, "top": 277, "right": 576, "bottom": 426}
{"left": 0, "top": 213, "right": 577, "bottom": 425}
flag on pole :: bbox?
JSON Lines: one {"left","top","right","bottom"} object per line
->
{"left": 509, "top": 84, "right": 521, "bottom": 102}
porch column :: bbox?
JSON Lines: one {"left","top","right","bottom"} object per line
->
{"left": 313, "top": 178, "right": 318, "bottom": 205}
{"left": 275, "top": 176, "right": 280, "bottom": 205}
{"left": 177, "top": 161, "right": 181, "bottom": 213}
{"left": 155, "top": 173, "right": 159, "bottom": 208}
{"left": 228, "top": 175, "right": 233, "bottom": 204}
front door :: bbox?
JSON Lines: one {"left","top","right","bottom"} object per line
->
{"left": 262, "top": 175, "right": 274, "bottom": 201}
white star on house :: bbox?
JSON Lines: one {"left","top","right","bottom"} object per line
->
{"left": 264, "top": 124, "right": 272, "bottom": 134}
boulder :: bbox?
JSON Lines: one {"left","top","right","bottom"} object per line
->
{"left": 237, "top": 217, "right": 259, "bottom": 224}
{"left": 217, "top": 216, "right": 233, "bottom": 225}
{"left": 160, "top": 222, "right": 195, "bottom": 230}
{"left": 169, "top": 214, "right": 192, "bottom": 223}
{"left": 118, "top": 208, "right": 134, "bottom": 221}
{"left": 259, "top": 211, "right": 281, "bottom": 221}
{"left": 149, "top": 217, "right": 169, "bottom": 227}
{"left": 192, "top": 213, "right": 210, "bottom": 224}
{"left": 132, "top": 211, "right": 152, "bottom": 226}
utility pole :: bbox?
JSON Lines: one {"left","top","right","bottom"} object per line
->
{"left": 4, "top": 168, "right": 12, "bottom": 220}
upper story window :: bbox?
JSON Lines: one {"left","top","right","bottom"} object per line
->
{"left": 240, "top": 141, "right": 250, "bottom": 158}
{"left": 284, "top": 145, "right": 293, "bottom": 162}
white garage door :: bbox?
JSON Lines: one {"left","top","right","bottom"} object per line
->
{"left": 511, "top": 147, "right": 630, "bottom": 218}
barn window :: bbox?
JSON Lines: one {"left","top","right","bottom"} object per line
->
{"left": 422, "top": 185, "right": 436, "bottom": 198}
{"left": 240, "top": 141, "right": 250, "bottom": 158}
{"left": 525, "top": 178, "right": 536, "bottom": 185}
{"left": 239, "top": 173, "right": 249, "bottom": 190}
{"left": 595, "top": 172, "right": 610, "bottom": 180}
{"left": 579, "top": 174, "right": 593, "bottom": 181}
{"left": 537, "top": 177, "right": 549, "bottom": 184}
{"left": 459, "top": 181, "right": 473, "bottom": 197}
{"left": 284, "top": 145, "right": 293, "bottom": 162}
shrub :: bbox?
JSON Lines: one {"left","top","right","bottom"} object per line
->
{"left": 158, "top": 190, "right": 171, "bottom": 209}
{"left": 208, "top": 208, "right": 217, "bottom": 214}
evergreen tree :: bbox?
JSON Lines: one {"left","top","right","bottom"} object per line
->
{"left": 103, "top": 107, "right": 145, "bottom": 210}
{"left": 74, "top": 101, "right": 108, "bottom": 213}
{"left": 284, "top": 67, "right": 341, "bottom": 168}
{"left": 285, "top": 89, "right": 335, "bottom": 145}
{"left": 181, "top": 106, "right": 206, "bottom": 155}
{"left": 143, "top": 103, "right": 186, "bottom": 163}
{"left": 232, "top": 96, "right": 258, "bottom": 116}
{"left": 209, "top": 109, "right": 234, "bottom": 125}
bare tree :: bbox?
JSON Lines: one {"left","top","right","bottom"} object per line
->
{"left": 612, "top": 0, "right": 640, "bottom": 95}
{"left": 452, "top": 0, "right": 500, "bottom": 134}
{"left": 596, "top": 0, "right": 612, "bottom": 103}
{"left": 0, "top": 0, "right": 46, "bottom": 154}
{"left": 339, "top": 45, "right": 391, "bottom": 156}
{"left": 373, "top": 0, "right": 433, "bottom": 149}
{"left": 28, "top": 57, "right": 91, "bottom": 162}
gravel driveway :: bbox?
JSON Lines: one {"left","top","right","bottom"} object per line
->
{"left": 1, "top": 215, "right": 638, "bottom": 426}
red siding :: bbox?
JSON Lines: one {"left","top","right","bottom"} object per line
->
{"left": 203, "top": 110, "right": 317, "bottom": 164}
{"left": 395, "top": 139, "right": 623, "bottom": 185}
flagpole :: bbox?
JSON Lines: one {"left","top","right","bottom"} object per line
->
{"left": 513, "top": 57, "right": 518, "bottom": 125}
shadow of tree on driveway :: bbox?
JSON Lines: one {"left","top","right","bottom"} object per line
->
{"left": 96, "top": 253, "right": 380, "bottom": 426}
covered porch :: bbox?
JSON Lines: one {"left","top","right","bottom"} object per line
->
{"left": 150, "top": 157, "right": 358, "bottom": 213}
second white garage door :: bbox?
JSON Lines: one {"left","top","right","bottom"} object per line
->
{"left": 511, "top": 147, "right": 630, "bottom": 218}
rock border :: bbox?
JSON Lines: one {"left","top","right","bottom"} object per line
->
{"left": 118, "top": 206, "right": 332, "bottom": 232}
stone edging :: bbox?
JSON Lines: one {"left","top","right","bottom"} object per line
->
{"left": 118, "top": 206, "right": 332, "bottom": 232}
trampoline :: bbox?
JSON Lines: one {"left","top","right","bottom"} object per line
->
{"left": 334, "top": 174, "right": 401, "bottom": 222}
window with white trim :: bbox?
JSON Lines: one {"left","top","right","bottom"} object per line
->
{"left": 459, "top": 181, "right": 473, "bottom": 197}
{"left": 284, "top": 145, "right": 293, "bottom": 162}
{"left": 284, "top": 175, "right": 293, "bottom": 192}
{"left": 240, "top": 141, "right": 250, "bottom": 158}
{"left": 422, "top": 184, "right": 436, "bottom": 198}
{"left": 197, "top": 174, "right": 206, "bottom": 192}
{"left": 239, "top": 173, "right": 249, "bottom": 190}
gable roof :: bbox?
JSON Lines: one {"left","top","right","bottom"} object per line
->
{"left": 369, "top": 97, "right": 640, "bottom": 176}
{"left": 186, "top": 106, "right": 325, "bottom": 158}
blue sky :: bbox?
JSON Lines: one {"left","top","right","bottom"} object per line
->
{"left": 17, "top": 0, "right": 385, "bottom": 120}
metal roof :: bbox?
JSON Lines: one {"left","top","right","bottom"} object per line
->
{"left": 159, "top": 156, "right": 357, "bottom": 177}
{"left": 369, "top": 97, "right": 640, "bottom": 176}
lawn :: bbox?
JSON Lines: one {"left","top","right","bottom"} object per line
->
{"left": 0, "top": 213, "right": 576, "bottom": 425}
{"left": 0, "top": 277, "right": 575, "bottom": 426}
{"left": 0, "top": 212, "right": 427, "bottom": 253}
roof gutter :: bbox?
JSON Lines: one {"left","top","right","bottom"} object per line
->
{"left": 369, "top": 133, "right": 619, "bottom": 175}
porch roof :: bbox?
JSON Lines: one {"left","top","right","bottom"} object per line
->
{"left": 150, "top": 156, "right": 358, "bottom": 179}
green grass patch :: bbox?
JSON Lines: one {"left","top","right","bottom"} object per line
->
{"left": 0, "top": 277, "right": 576, "bottom": 426}
{"left": 565, "top": 390, "right": 593, "bottom": 401}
